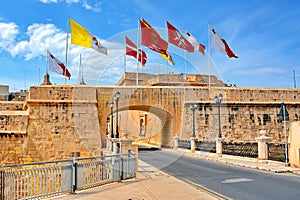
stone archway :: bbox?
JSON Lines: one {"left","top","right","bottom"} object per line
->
{"left": 109, "top": 105, "right": 174, "bottom": 147}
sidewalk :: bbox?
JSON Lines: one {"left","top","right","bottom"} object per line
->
{"left": 164, "top": 148, "right": 300, "bottom": 175}
{"left": 49, "top": 160, "right": 221, "bottom": 200}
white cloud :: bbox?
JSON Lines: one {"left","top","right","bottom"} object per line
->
{"left": 66, "top": 0, "right": 79, "bottom": 3}
{"left": 0, "top": 20, "right": 126, "bottom": 84}
{"left": 10, "top": 23, "right": 66, "bottom": 60}
{"left": 0, "top": 22, "right": 19, "bottom": 52}
{"left": 39, "top": 0, "right": 102, "bottom": 12}
{"left": 39, "top": 0, "right": 59, "bottom": 3}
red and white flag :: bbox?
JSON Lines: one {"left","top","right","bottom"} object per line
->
{"left": 48, "top": 50, "right": 71, "bottom": 79}
{"left": 140, "top": 18, "right": 168, "bottom": 55}
{"left": 185, "top": 31, "right": 206, "bottom": 55}
{"left": 210, "top": 25, "right": 238, "bottom": 58}
{"left": 125, "top": 36, "right": 147, "bottom": 66}
{"left": 167, "top": 21, "right": 194, "bottom": 53}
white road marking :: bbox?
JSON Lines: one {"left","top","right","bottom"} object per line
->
{"left": 221, "top": 178, "right": 254, "bottom": 184}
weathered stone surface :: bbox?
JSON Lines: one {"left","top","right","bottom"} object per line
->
{"left": 0, "top": 79, "right": 300, "bottom": 164}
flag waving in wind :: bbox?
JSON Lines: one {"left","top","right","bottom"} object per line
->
{"left": 160, "top": 51, "right": 175, "bottom": 66}
{"left": 210, "top": 25, "right": 238, "bottom": 58}
{"left": 69, "top": 17, "right": 107, "bottom": 55}
{"left": 125, "top": 36, "right": 147, "bottom": 66}
{"left": 167, "top": 21, "right": 194, "bottom": 52}
{"left": 139, "top": 18, "right": 168, "bottom": 55}
{"left": 48, "top": 50, "right": 71, "bottom": 79}
{"left": 185, "top": 31, "right": 206, "bottom": 55}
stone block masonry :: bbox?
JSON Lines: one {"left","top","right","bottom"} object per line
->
{"left": 1, "top": 84, "right": 300, "bottom": 164}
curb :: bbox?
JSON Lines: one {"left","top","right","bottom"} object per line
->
{"left": 163, "top": 148, "right": 300, "bottom": 175}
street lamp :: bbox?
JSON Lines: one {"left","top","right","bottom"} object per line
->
{"left": 279, "top": 102, "right": 289, "bottom": 165}
{"left": 114, "top": 91, "right": 121, "bottom": 138}
{"left": 110, "top": 102, "right": 114, "bottom": 138}
{"left": 214, "top": 94, "right": 223, "bottom": 138}
{"left": 190, "top": 103, "right": 198, "bottom": 138}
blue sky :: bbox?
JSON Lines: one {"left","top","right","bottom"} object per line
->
{"left": 1, "top": 0, "right": 300, "bottom": 91}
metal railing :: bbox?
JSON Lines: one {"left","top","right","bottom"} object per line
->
{"left": 178, "top": 140, "right": 191, "bottom": 149}
{"left": 195, "top": 141, "right": 216, "bottom": 153}
{"left": 222, "top": 142, "right": 258, "bottom": 158}
{"left": 268, "top": 142, "right": 288, "bottom": 162}
{"left": 0, "top": 153, "right": 136, "bottom": 200}
{"left": 0, "top": 160, "right": 72, "bottom": 200}
{"left": 75, "top": 154, "right": 136, "bottom": 191}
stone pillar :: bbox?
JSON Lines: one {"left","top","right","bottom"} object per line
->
{"left": 255, "top": 130, "right": 272, "bottom": 161}
{"left": 119, "top": 138, "right": 135, "bottom": 154}
{"left": 112, "top": 138, "right": 119, "bottom": 154}
{"left": 216, "top": 138, "right": 225, "bottom": 157}
{"left": 106, "top": 135, "right": 109, "bottom": 151}
{"left": 173, "top": 134, "right": 179, "bottom": 150}
{"left": 190, "top": 137, "right": 197, "bottom": 153}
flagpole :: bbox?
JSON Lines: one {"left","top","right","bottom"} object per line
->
{"left": 208, "top": 22, "right": 211, "bottom": 89}
{"left": 124, "top": 53, "right": 126, "bottom": 74}
{"left": 184, "top": 49, "right": 186, "bottom": 79}
{"left": 136, "top": 18, "right": 141, "bottom": 86}
{"left": 46, "top": 50, "right": 49, "bottom": 74}
{"left": 65, "top": 17, "right": 70, "bottom": 84}
{"left": 80, "top": 54, "right": 82, "bottom": 84}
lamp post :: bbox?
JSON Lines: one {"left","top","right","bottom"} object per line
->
{"left": 110, "top": 102, "right": 114, "bottom": 138}
{"left": 214, "top": 94, "right": 223, "bottom": 138}
{"left": 114, "top": 91, "right": 121, "bottom": 138}
{"left": 279, "top": 102, "right": 289, "bottom": 165}
{"left": 190, "top": 104, "right": 198, "bottom": 138}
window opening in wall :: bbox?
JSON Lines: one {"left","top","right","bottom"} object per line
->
{"left": 205, "top": 114, "right": 209, "bottom": 125}
{"left": 229, "top": 114, "right": 235, "bottom": 123}
{"left": 250, "top": 114, "right": 255, "bottom": 123}
{"left": 258, "top": 117, "right": 261, "bottom": 126}
{"left": 231, "top": 107, "right": 239, "bottom": 112}
{"left": 263, "top": 114, "right": 271, "bottom": 125}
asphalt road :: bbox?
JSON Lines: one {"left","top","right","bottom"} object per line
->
{"left": 139, "top": 149, "right": 300, "bottom": 200}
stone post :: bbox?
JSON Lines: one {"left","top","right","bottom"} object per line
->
{"left": 112, "top": 138, "right": 119, "bottom": 154}
{"left": 173, "top": 134, "right": 179, "bottom": 150}
{"left": 255, "top": 130, "right": 272, "bottom": 161}
{"left": 216, "top": 138, "right": 225, "bottom": 157}
{"left": 190, "top": 137, "right": 197, "bottom": 153}
{"left": 106, "top": 135, "right": 111, "bottom": 152}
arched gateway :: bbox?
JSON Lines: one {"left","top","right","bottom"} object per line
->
{"left": 98, "top": 86, "right": 182, "bottom": 148}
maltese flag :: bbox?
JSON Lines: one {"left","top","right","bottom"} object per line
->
{"left": 210, "top": 25, "right": 238, "bottom": 58}
{"left": 185, "top": 31, "right": 206, "bottom": 55}
{"left": 48, "top": 50, "right": 71, "bottom": 79}
{"left": 167, "top": 21, "right": 194, "bottom": 52}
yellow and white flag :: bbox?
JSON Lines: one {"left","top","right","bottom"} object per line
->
{"left": 160, "top": 51, "right": 175, "bottom": 66}
{"left": 69, "top": 17, "right": 107, "bottom": 55}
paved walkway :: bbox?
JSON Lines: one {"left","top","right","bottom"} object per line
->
{"left": 49, "top": 159, "right": 220, "bottom": 200}
{"left": 48, "top": 149, "right": 300, "bottom": 200}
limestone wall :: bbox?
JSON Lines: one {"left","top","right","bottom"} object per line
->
{"left": 289, "top": 122, "right": 300, "bottom": 167}
{"left": 180, "top": 87, "right": 300, "bottom": 142}
{"left": 0, "top": 101, "right": 25, "bottom": 111}
{"left": 1, "top": 84, "right": 300, "bottom": 164}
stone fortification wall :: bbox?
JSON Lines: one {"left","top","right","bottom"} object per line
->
{"left": 0, "top": 101, "right": 29, "bottom": 164}
{"left": 26, "top": 85, "right": 102, "bottom": 161}
{"left": 1, "top": 84, "right": 300, "bottom": 164}
{"left": 180, "top": 87, "right": 300, "bottom": 142}
{"left": 0, "top": 85, "right": 103, "bottom": 164}
{"left": 0, "top": 101, "right": 25, "bottom": 111}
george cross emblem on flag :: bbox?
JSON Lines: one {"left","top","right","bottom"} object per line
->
{"left": 174, "top": 30, "right": 188, "bottom": 48}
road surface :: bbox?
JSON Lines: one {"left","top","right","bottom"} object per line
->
{"left": 139, "top": 149, "right": 300, "bottom": 200}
